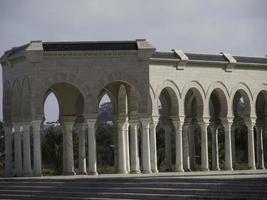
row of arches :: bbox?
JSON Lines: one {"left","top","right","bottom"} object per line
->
{"left": 3, "top": 79, "right": 267, "bottom": 176}
{"left": 153, "top": 81, "right": 267, "bottom": 172}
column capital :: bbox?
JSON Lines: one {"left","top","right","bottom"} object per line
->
{"left": 140, "top": 118, "right": 150, "bottom": 128}
{"left": 86, "top": 118, "right": 97, "bottom": 127}
{"left": 151, "top": 118, "right": 159, "bottom": 125}
{"left": 13, "top": 123, "right": 22, "bottom": 132}
{"left": 129, "top": 119, "right": 139, "bottom": 126}
{"left": 245, "top": 118, "right": 256, "bottom": 127}
{"left": 31, "top": 120, "right": 42, "bottom": 127}
{"left": 202, "top": 117, "right": 210, "bottom": 125}
{"left": 221, "top": 117, "right": 234, "bottom": 125}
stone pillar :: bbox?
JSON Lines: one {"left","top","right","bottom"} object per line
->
{"left": 222, "top": 119, "right": 233, "bottom": 171}
{"left": 117, "top": 120, "right": 127, "bottom": 174}
{"left": 183, "top": 121, "right": 191, "bottom": 171}
{"left": 78, "top": 123, "right": 87, "bottom": 175}
{"left": 164, "top": 124, "right": 172, "bottom": 171}
{"left": 63, "top": 121, "right": 76, "bottom": 175}
{"left": 87, "top": 119, "right": 98, "bottom": 175}
{"left": 200, "top": 119, "right": 209, "bottom": 171}
{"left": 125, "top": 121, "right": 130, "bottom": 172}
{"left": 112, "top": 116, "right": 118, "bottom": 171}
{"left": 211, "top": 126, "right": 220, "bottom": 170}
{"left": 246, "top": 120, "right": 256, "bottom": 170}
{"left": 256, "top": 124, "right": 265, "bottom": 169}
{"left": 173, "top": 119, "right": 184, "bottom": 172}
{"left": 4, "top": 126, "right": 13, "bottom": 176}
{"left": 32, "top": 120, "right": 42, "bottom": 176}
{"left": 150, "top": 117, "right": 158, "bottom": 173}
{"left": 14, "top": 124, "right": 23, "bottom": 176}
{"left": 141, "top": 118, "right": 151, "bottom": 173}
{"left": 189, "top": 124, "right": 196, "bottom": 169}
{"left": 129, "top": 120, "right": 140, "bottom": 173}
{"left": 231, "top": 126, "right": 236, "bottom": 166}
{"left": 22, "top": 123, "right": 32, "bottom": 176}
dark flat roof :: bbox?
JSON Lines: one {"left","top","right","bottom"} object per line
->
{"left": 1, "top": 40, "right": 267, "bottom": 66}
{"left": 42, "top": 41, "right": 138, "bottom": 51}
{"left": 151, "top": 51, "right": 267, "bottom": 65}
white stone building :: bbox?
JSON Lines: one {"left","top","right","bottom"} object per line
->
{"left": 1, "top": 39, "right": 267, "bottom": 176}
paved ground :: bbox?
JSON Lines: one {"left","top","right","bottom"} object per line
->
{"left": 0, "top": 170, "right": 267, "bottom": 200}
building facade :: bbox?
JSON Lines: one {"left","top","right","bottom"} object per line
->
{"left": 1, "top": 39, "right": 267, "bottom": 176}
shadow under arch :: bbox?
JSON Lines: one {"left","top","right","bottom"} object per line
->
{"left": 207, "top": 88, "right": 229, "bottom": 170}
{"left": 183, "top": 87, "right": 205, "bottom": 171}
{"left": 231, "top": 88, "right": 252, "bottom": 169}
{"left": 255, "top": 89, "right": 267, "bottom": 169}
{"left": 156, "top": 85, "right": 179, "bottom": 172}
{"left": 40, "top": 82, "right": 85, "bottom": 175}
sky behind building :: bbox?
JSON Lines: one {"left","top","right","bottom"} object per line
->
{"left": 0, "top": 0, "right": 266, "bottom": 121}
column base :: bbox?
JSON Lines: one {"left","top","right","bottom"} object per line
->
{"left": 33, "top": 173, "right": 43, "bottom": 177}
{"left": 201, "top": 168, "right": 209, "bottom": 171}
{"left": 225, "top": 167, "right": 233, "bottom": 171}
{"left": 77, "top": 171, "right": 87, "bottom": 175}
{"left": 151, "top": 169, "right": 159, "bottom": 173}
{"left": 212, "top": 167, "right": 220, "bottom": 171}
{"left": 142, "top": 170, "right": 152, "bottom": 174}
{"left": 176, "top": 168, "right": 184, "bottom": 172}
{"left": 23, "top": 172, "right": 33, "bottom": 177}
{"left": 88, "top": 171, "right": 98, "bottom": 175}
{"left": 256, "top": 165, "right": 265, "bottom": 170}
{"left": 185, "top": 168, "right": 191, "bottom": 172}
{"left": 117, "top": 170, "right": 128, "bottom": 174}
{"left": 62, "top": 171, "right": 76, "bottom": 176}
{"left": 248, "top": 166, "right": 256, "bottom": 170}
{"left": 130, "top": 170, "right": 141, "bottom": 174}
{"left": 4, "top": 171, "right": 13, "bottom": 177}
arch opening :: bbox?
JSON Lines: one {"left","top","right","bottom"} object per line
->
{"left": 232, "top": 89, "right": 251, "bottom": 169}
{"left": 41, "top": 82, "right": 85, "bottom": 175}
{"left": 184, "top": 88, "right": 204, "bottom": 170}
{"left": 157, "top": 87, "right": 178, "bottom": 172}
{"left": 96, "top": 81, "right": 141, "bottom": 174}
{"left": 255, "top": 90, "right": 267, "bottom": 168}
{"left": 208, "top": 89, "right": 227, "bottom": 170}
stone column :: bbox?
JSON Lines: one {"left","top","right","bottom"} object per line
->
{"left": 150, "top": 117, "right": 159, "bottom": 173}
{"left": 246, "top": 120, "right": 256, "bottom": 170}
{"left": 164, "top": 124, "right": 172, "bottom": 171}
{"left": 256, "top": 124, "right": 265, "bottom": 169}
{"left": 222, "top": 119, "right": 233, "bottom": 171}
{"left": 22, "top": 123, "right": 32, "bottom": 176}
{"left": 112, "top": 116, "right": 118, "bottom": 171}
{"left": 87, "top": 119, "right": 98, "bottom": 175}
{"left": 231, "top": 126, "right": 236, "bottom": 166}
{"left": 78, "top": 123, "right": 87, "bottom": 175}
{"left": 14, "top": 124, "right": 23, "bottom": 176}
{"left": 200, "top": 119, "right": 209, "bottom": 171}
{"left": 129, "top": 120, "right": 140, "bottom": 173}
{"left": 4, "top": 126, "right": 13, "bottom": 176}
{"left": 141, "top": 118, "right": 152, "bottom": 173}
{"left": 183, "top": 121, "right": 191, "bottom": 171}
{"left": 189, "top": 124, "right": 196, "bottom": 169}
{"left": 173, "top": 119, "right": 184, "bottom": 172}
{"left": 32, "top": 120, "right": 42, "bottom": 176}
{"left": 63, "top": 121, "right": 76, "bottom": 175}
{"left": 117, "top": 120, "right": 127, "bottom": 174}
{"left": 211, "top": 126, "right": 220, "bottom": 170}
{"left": 125, "top": 121, "right": 130, "bottom": 172}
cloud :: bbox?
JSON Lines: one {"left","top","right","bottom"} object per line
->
{"left": 0, "top": 0, "right": 266, "bottom": 120}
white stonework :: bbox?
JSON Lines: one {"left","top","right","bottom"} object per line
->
{"left": 1, "top": 39, "right": 267, "bottom": 176}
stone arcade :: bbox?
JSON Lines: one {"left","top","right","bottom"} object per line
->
{"left": 1, "top": 39, "right": 267, "bottom": 177}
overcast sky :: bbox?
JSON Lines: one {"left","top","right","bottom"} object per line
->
{"left": 0, "top": 0, "right": 266, "bottom": 122}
